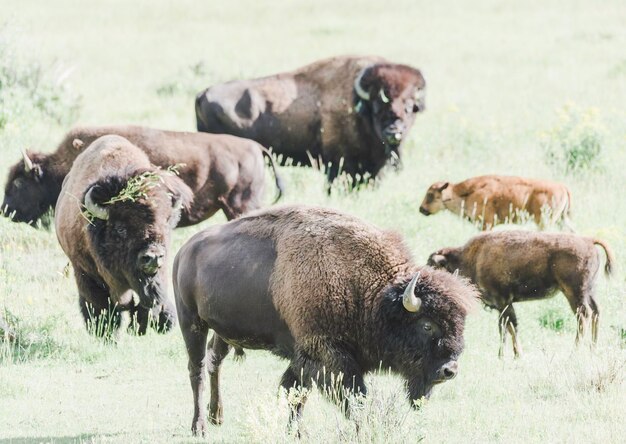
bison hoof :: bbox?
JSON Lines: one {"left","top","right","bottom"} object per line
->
{"left": 209, "top": 404, "right": 223, "bottom": 425}
{"left": 192, "top": 418, "right": 207, "bottom": 437}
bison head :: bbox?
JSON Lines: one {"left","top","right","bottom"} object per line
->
{"left": 83, "top": 168, "right": 193, "bottom": 312}
{"left": 354, "top": 63, "right": 426, "bottom": 159}
{"left": 2, "top": 149, "right": 56, "bottom": 228}
{"left": 390, "top": 268, "right": 477, "bottom": 403}
{"left": 427, "top": 248, "right": 463, "bottom": 275}
{"left": 419, "top": 181, "right": 450, "bottom": 216}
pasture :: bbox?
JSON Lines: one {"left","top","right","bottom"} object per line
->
{"left": 0, "top": 0, "right": 625, "bottom": 442}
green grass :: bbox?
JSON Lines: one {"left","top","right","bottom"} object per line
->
{"left": 1, "top": 0, "right": 625, "bottom": 442}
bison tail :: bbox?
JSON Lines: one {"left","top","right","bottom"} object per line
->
{"left": 593, "top": 238, "right": 615, "bottom": 276}
{"left": 260, "top": 146, "right": 285, "bottom": 204}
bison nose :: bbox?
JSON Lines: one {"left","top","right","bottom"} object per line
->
{"left": 138, "top": 247, "right": 165, "bottom": 275}
{"left": 419, "top": 206, "right": 431, "bottom": 216}
{"left": 438, "top": 361, "right": 458, "bottom": 381}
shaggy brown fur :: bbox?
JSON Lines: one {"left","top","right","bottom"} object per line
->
{"left": 2, "top": 125, "right": 283, "bottom": 227}
{"left": 56, "top": 135, "right": 193, "bottom": 335}
{"left": 419, "top": 175, "right": 573, "bottom": 230}
{"left": 173, "top": 205, "right": 478, "bottom": 435}
{"left": 195, "top": 55, "right": 426, "bottom": 187}
{"left": 428, "top": 231, "right": 614, "bottom": 358}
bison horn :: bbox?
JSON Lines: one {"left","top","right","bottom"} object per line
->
{"left": 21, "top": 148, "right": 34, "bottom": 173}
{"left": 379, "top": 89, "right": 390, "bottom": 104}
{"left": 402, "top": 272, "right": 422, "bottom": 313}
{"left": 84, "top": 186, "right": 109, "bottom": 220}
{"left": 354, "top": 68, "right": 371, "bottom": 101}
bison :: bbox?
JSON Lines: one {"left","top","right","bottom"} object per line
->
{"left": 55, "top": 135, "right": 193, "bottom": 335}
{"left": 195, "top": 55, "right": 426, "bottom": 187}
{"left": 173, "top": 205, "right": 478, "bottom": 435}
{"left": 2, "top": 125, "right": 283, "bottom": 228}
{"left": 427, "top": 231, "right": 614, "bottom": 358}
{"left": 419, "top": 175, "right": 573, "bottom": 230}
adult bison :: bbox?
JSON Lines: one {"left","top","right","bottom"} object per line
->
{"left": 195, "top": 55, "right": 426, "bottom": 186}
{"left": 419, "top": 175, "right": 573, "bottom": 230}
{"left": 56, "top": 135, "right": 193, "bottom": 335}
{"left": 173, "top": 205, "right": 477, "bottom": 435}
{"left": 2, "top": 125, "right": 283, "bottom": 228}
{"left": 428, "top": 231, "right": 614, "bottom": 358}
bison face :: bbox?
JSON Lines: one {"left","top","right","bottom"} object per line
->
{"left": 395, "top": 270, "right": 476, "bottom": 404}
{"left": 2, "top": 150, "right": 55, "bottom": 227}
{"left": 354, "top": 64, "right": 426, "bottom": 158}
{"left": 419, "top": 182, "right": 450, "bottom": 216}
{"left": 83, "top": 170, "right": 192, "bottom": 309}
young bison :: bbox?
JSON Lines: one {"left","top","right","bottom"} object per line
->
{"left": 173, "top": 205, "right": 478, "bottom": 436}
{"left": 428, "top": 231, "right": 614, "bottom": 357}
{"left": 419, "top": 175, "right": 573, "bottom": 230}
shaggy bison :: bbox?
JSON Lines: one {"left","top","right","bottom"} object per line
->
{"left": 173, "top": 205, "right": 477, "bottom": 435}
{"left": 195, "top": 55, "right": 426, "bottom": 186}
{"left": 428, "top": 231, "right": 614, "bottom": 357}
{"left": 419, "top": 175, "right": 573, "bottom": 230}
{"left": 2, "top": 125, "right": 283, "bottom": 228}
{"left": 56, "top": 135, "right": 193, "bottom": 335}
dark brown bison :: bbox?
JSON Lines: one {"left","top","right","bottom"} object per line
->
{"left": 173, "top": 205, "right": 477, "bottom": 435}
{"left": 2, "top": 125, "right": 283, "bottom": 228}
{"left": 195, "top": 55, "right": 426, "bottom": 186}
{"left": 427, "top": 231, "right": 614, "bottom": 358}
{"left": 419, "top": 175, "right": 573, "bottom": 230}
{"left": 56, "top": 135, "right": 193, "bottom": 335}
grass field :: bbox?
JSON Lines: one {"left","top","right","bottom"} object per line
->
{"left": 1, "top": 0, "right": 625, "bottom": 442}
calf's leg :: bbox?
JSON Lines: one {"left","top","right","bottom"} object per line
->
{"left": 498, "top": 304, "right": 522, "bottom": 358}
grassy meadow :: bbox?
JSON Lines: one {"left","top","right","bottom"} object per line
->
{"left": 1, "top": 0, "right": 625, "bottom": 442}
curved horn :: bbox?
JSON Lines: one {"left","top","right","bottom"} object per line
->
{"left": 21, "top": 148, "right": 34, "bottom": 173}
{"left": 379, "top": 89, "right": 390, "bottom": 104}
{"left": 402, "top": 272, "right": 422, "bottom": 313}
{"left": 84, "top": 186, "right": 109, "bottom": 220}
{"left": 354, "top": 68, "right": 370, "bottom": 101}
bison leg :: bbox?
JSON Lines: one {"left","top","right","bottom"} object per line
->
{"left": 295, "top": 345, "right": 366, "bottom": 419}
{"left": 75, "top": 270, "right": 120, "bottom": 338}
{"left": 589, "top": 298, "right": 600, "bottom": 344}
{"left": 207, "top": 333, "right": 231, "bottom": 425}
{"left": 498, "top": 305, "right": 522, "bottom": 358}
{"left": 280, "top": 364, "right": 311, "bottom": 436}
{"left": 180, "top": 312, "right": 210, "bottom": 436}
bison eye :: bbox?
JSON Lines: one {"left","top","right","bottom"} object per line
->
{"left": 412, "top": 104, "right": 421, "bottom": 113}
{"left": 423, "top": 322, "right": 433, "bottom": 333}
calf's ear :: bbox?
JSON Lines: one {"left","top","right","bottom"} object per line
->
{"left": 431, "top": 254, "right": 448, "bottom": 268}
{"left": 438, "top": 182, "right": 449, "bottom": 191}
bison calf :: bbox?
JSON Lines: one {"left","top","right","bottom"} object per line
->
{"left": 419, "top": 175, "right": 573, "bottom": 230}
{"left": 3, "top": 125, "right": 283, "bottom": 228}
{"left": 174, "top": 205, "right": 477, "bottom": 436}
{"left": 428, "top": 231, "right": 614, "bottom": 357}
{"left": 56, "top": 135, "right": 193, "bottom": 336}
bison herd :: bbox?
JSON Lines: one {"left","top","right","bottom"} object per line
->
{"left": 0, "top": 55, "right": 614, "bottom": 436}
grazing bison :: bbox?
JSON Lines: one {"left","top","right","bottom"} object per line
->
{"left": 2, "top": 125, "right": 283, "bottom": 228}
{"left": 419, "top": 175, "right": 573, "bottom": 230}
{"left": 56, "top": 135, "right": 193, "bottom": 335}
{"left": 427, "top": 231, "right": 614, "bottom": 358}
{"left": 195, "top": 55, "right": 426, "bottom": 186}
{"left": 173, "top": 205, "right": 477, "bottom": 435}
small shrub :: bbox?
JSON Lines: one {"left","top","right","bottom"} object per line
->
{"left": 541, "top": 103, "right": 604, "bottom": 175}
{"left": 538, "top": 308, "right": 567, "bottom": 333}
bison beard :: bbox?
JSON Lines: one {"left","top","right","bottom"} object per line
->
{"left": 173, "top": 205, "right": 476, "bottom": 435}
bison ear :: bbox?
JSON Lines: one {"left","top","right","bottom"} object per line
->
{"left": 162, "top": 174, "right": 193, "bottom": 228}
{"left": 72, "top": 138, "right": 84, "bottom": 150}
{"left": 429, "top": 253, "right": 447, "bottom": 268}
{"left": 438, "top": 182, "right": 449, "bottom": 191}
